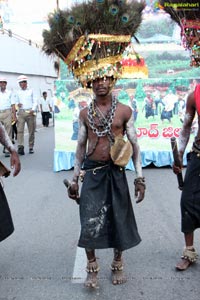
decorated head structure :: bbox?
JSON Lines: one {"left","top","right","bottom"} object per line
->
{"left": 42, "top": 0, "right": 146, "bottom": 87}
{"left": 159, "top": 0, "right": 200, "bottom": 67}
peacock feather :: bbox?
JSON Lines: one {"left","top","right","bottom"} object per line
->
{"left": 42, "top": 0, "right": 146, "bottom": 61}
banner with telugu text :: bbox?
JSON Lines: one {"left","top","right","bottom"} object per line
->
{"left": 54, "top": 78, "right": 199, "bottom": 168}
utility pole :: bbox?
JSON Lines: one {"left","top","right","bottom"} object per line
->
{"left": 56, "top": 0, "right": 59, "bottom": 10}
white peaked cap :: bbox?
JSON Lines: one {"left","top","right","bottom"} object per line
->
{"left": 0, "top": 77, "right": 7, "bottom": 82}
{"left": 17, "top": 75, "right": 28, "bottom": 83}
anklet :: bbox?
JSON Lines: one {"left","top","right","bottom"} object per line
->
{"left": 86, "top": 260, "right": 100, "bottom": 273}
{"left": 181, "top": 247, "right": 198, "bottom": 262}
{"left": 111, "top": 259, "right": 124, "bottom": 271}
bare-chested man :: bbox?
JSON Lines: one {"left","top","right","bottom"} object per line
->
{"left": 67, "top": 76, "right": 145, "bottom": 288}
{"left": 173, "top": 83, "right": 200, "bottom": 271}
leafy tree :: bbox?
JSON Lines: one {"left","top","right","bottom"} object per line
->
{"left": 137, "top": 16, "right": 175, "bottom": 38}
{"left": 117, "top": 89, "right": 129, "bottom": 104}
{"left": 59, "top": 60, "right": 73, "bottom": 80}
{"left": 135, "top": 80, "right": 146, "bottom": 101}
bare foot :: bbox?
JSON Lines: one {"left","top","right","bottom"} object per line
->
{"left": 176, "top": 258, "right": 192, "bottom": 271}
{"left": 112, "top": 269, "right": 127, "bottom": 285}
{"left": 84, "top": 272, "right": 98, "bottom": 288}
{"left": 176, "top": 247, "right": 198, "bottom": 271}
{"left": 111, "top": 259, "right": 126, "bottom": 285}
{"left": 84, "top": 260, "right": 99, "bottom": 288}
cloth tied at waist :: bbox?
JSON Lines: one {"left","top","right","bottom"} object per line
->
{"left": 192, "top": 141, "right": 200, "bottom": 154}
{"left": 80, "top": 159, "right": 124, "bottom": 180}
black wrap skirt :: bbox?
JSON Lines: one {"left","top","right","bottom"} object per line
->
{"left": 181, "top": 151, "right": 200, "bottom": 233}
{"left": 0, "top": 183, "right": 14, "bottom": 242}
{"left": 78, "top": 159, "right": 141, "bottom": 251}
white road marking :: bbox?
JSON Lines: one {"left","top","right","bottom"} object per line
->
{"left": 72, "top": 247, "right": 87, "bottom": 283}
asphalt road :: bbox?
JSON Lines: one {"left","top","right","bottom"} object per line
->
{"left": 0, "top": 124, "right": 200, "bottom": 300}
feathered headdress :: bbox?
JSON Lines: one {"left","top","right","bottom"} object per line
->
{"left": 42, "top": 0, "right": 146, "bottom": 86}
{"left": 158, "top": 0, "right": 200, "bottom": 67}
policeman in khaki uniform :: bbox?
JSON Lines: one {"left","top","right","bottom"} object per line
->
{"left": 14, "top": 75, "right": 38, "bottom": 155}
{"left": 0, "top": 77, "right": 16, "bottom": 157}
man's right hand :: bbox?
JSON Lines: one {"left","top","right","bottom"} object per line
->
{"left": 67, "top": 181, "right": 79, "bottom": 200}
{"left": 63, "top": 179, "right": 80, "bottom": 204}
{"left": 172, "top": 163, "right": 182, "bottom": 175}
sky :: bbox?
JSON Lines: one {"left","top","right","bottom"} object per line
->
{"left": 0, "top": 0, "right": 76, "bottom": 44}
{"left": 0, "top": 0, "right": 181, "bottom": 46}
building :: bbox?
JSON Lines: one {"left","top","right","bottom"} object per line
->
{"left": 0, "top": 29, "right": 57, "bottom": 99}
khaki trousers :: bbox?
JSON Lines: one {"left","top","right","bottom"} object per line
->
{"left": 0, "top": 109, "right": 12, "bottom": 140}
{"left": 17, "top": 110, "right": 36, "bottom": 148}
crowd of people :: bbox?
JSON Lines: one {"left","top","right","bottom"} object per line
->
{"left": 0, "top": 75, "right": 52, "bottom": 156}
{"left": 128, "top": 88, "right": 188, "bottom": 125}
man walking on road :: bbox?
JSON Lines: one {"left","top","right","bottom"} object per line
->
{"left": 173, "top": 83, "right": 200, "bottom": 271}
{"left": 43, "top": 0, "right": 146, "bottom": 289}
{"left": 15, "top": 75, "right": 38, "bottom": 155}
{"left": 0, "top": 77, "right": 16, "bottom": 157}
{"left": 40, "top": 91, "right": 52, "bottom": 127}
{"left": 67, "top": 76, "right": 145, "bottom": 288}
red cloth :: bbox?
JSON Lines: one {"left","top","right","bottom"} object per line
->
{"left": 195, "top": 84, "right": 200, "bottom": 115}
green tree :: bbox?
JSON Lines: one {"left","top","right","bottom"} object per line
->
{"left": 137, "top": 16, "right": 175, "bottom": 38}
{"left": 117, "top": 89, "right": 129, "bottom": 104}
{"left": 59, "top": 60, "right": 73, "bottom": 80}
{"left": 135, "top": 80, "right": 146, "bottom": 101}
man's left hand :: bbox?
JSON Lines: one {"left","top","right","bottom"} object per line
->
{"left": 134, "top": 177, "right": 146, "bottom": 203}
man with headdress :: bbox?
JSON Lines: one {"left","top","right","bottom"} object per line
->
{"left": 43, "top": 0, "right": 146, "bottom": 288}
{"left": 68, "top": 74, "right": 145, "bottom": 287}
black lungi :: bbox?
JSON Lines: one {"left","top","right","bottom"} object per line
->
{"left": 0, "top": 183, "right": 14, "bottom": 242}
{"left": 181, "top": 151, "right": 200, "bottom": 233}
{"left": 78, "top": 159, "right": 141, "bottom": 251}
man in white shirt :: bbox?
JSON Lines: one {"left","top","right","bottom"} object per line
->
{"left": 0, "top": 78, "right": 16, "bottom": 157}
{"left": 39, "top": 91, "right": 52, "bottom": 127}
{"left": 161, "top": 90, "right": 175, "bottom": 123}
{"left": 15, "top": 75, "right": 38, "bottom": 155}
